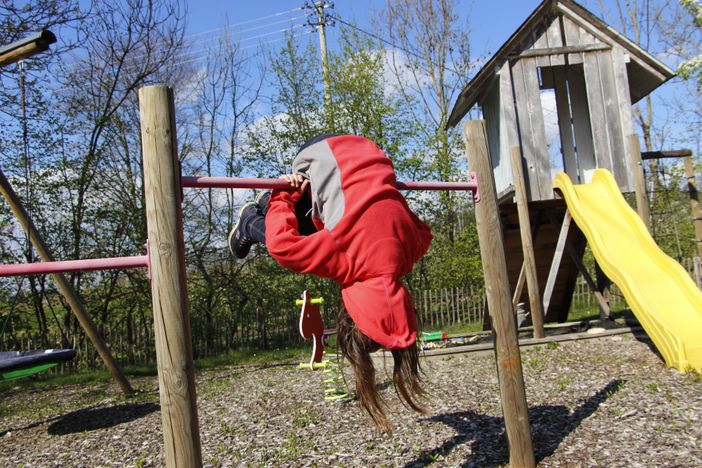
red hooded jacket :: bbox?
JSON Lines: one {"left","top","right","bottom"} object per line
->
{"left": 265, "top": 135, "right": 432, "bottom": 349}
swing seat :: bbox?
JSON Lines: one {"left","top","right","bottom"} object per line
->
{"left": 0, "top": 348, "right": 76, "bottom": 380}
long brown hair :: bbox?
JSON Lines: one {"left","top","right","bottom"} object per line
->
{"left": 336, "top": 306, "right": 427, "bottom": 433}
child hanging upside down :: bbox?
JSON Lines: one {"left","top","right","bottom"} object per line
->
{"left": 229, "top": 134, "right": 433, "bottom": 433}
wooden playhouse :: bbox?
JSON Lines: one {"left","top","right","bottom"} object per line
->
{"left": 448, "top": 0, "right": 675, "bottom": 323}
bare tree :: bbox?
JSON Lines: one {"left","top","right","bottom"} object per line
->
{"left": 49, "top": 0, "right": 186, "bottom": 349}
{"left": 593, "top": 0, "right": 677, "bottom": 189}
{"left": 377, "top": 0, "right": 473, "bottom": 240}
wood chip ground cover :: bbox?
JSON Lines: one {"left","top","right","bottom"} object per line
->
{"left": 0, "top": 333, "right": 700, "bottom": 467}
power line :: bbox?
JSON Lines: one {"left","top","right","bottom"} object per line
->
{"left": 180, "top": 15, "right": 308, "bottom": 51}
{"left": 119, "top": 22, "right": 310, "bottom": 75}
{"left": 183, "top": 7, "right": 303, "bottom": 42}
{"left": 176, "top": 30, "right": 314, "bottom": 69}
{"left": 62, "top": 7, "right": 305, "bottom": 70}
{"left": 158, "top": 23, "right": 308, "bottom": 66}
{"left": 126, "top": 15, "right": 307, "bottom": 66}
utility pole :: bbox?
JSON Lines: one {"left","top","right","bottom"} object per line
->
{"left": 306, "top": 1, "right": 334, "bottom": 130}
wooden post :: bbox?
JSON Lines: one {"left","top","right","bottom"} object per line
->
{"left": 684, "top": 156, "right": 702, "bottom": 260}
{"left": 139, "top": 85, "right": 202, "bottom": 467}
{"left": 464, "top": 120, "right": 535, "bottom": 468}
{"left": 510, "top": 146, "right": 545, "bottom": 338}
{"left": 0, "top": 167, "right": 133, "bottom": 395}
{"left": 628, "top": 134, "right": 651, "bottom": 231}
{"left": 595, "top": 262, "right": 612, "bottom": 320}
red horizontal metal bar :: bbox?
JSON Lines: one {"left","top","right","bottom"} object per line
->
{"left": 182, "top": 176, "right": 293, "bottom": 190}
{"left": 0, "top": 255, "right": 149, "bottom": 278}
{"left": 182, "top": 173, "right": 480, "bottom": 200}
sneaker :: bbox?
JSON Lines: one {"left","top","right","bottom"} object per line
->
{"left": 228, "top": 202, "right": 257, "bottom": 259}
{"left": 254, "top": 189, "right": 271, "bottom": 215}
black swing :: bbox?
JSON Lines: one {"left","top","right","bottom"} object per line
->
{"left": 0, "top": 348, "right": 76, "bottom": 381}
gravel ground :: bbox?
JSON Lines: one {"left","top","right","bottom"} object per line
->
{"left": 0, "top": 331, "right": 700, "bottom": 467}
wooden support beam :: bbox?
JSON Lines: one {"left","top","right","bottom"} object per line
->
{"left": 684, "top": 156, "right": 702, "bottom": 260}
{"left": 628, "top": 134, "right": 651, "bottom": 232}
{"left": 512, "top": 263, "right": 526, "bottom": 309}
{"left": 0, "top": 167, "right": 133, "bottom": 395}
{"left": 139, "top": 85, "right": 202, "bottom": 468}
{"left": 543, "top": 210, "right": 572, "bottom": 315}
{"left": 595, "top": 263, "right": 612, "bottom": 320}
{"left": 509, "top": 43, "right": 610, "bottom": 59}
{"left": 564, "top": 243, "right": 612, "bottom": 318}
{"left": 0, "top": 30, "right": 56, "bottom": 68}
{"left": 640, "top": 149, "right": 693, "bottom": 160}
{"left": 464, "top": 120, "right": 535, "bottom": 468}
{"left": 510, "top": 147, "right": 545, "bottom": 338}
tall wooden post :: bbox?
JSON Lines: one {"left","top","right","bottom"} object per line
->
{"left": 464, "top": 121, "right": 535, "bottom": 468}
{"left": 139, "top": 85, "right": 202, "bottom": 467}
{"left": 0, "top": 168, "right": 133, "bottom": 395}
{"left": 684, "top": 156, "right": 702, "bottom": 260}
{"left": 510, "top": 146, "right": 545, "bottom": 338}
{"left": 628, "top": 134, "right": 651, "bottom": 231}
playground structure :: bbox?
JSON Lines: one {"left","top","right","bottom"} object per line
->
{"left": 1, "top": 85, "right": 516, "bottom": 467}
{"left": 1, "top": 1, "right": 698, "bottom": 466}
{"left": 448, "top": 0, "right": 683, "bottom": 334}
{"left": 296, "top": 291, "right": 348, "bottom": 401}
{"left": 296, "top": 291, "right": 334, "bottom": 370}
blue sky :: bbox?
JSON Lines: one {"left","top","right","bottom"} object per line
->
{"left": 183, "top": 1, "right": 539, "bottom": 62}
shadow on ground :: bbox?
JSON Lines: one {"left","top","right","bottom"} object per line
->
{"left": 47, "top": 402, "right": 159, "bottom": 435}
{"left": 406, "top": 379, "right": 625, "bottom": 468}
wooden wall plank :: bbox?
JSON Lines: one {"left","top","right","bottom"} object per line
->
{"left": 532, "top": 24, "right": 551, "bottom": 68}
{"left": 562, "top": 16, "right": 583, "bottom": 64}
{"left": 612, "top": 46, "right": 635, "bottom": 190}
{"left": 597, "top": 50, "right": 629, "bottom": 188}
{"left": 482, "top": 78, "right": 512, "bottom": 196}
{"left": 499, "top": 62, "right": 521, "bottom": 148}
{"left": 495, "top": 62, "right": 521, "bottom": 197}
{"left": 567, "top": 65, "right": 596, "bottom": 182}
{"left": 546, "top": 17, "right": 565, "bottom": 66}
{"left": 582, "top": 51, "right": 613, "bottom": 176}
{"left": 511, "top": 58, "right": 551, "bottom": 200}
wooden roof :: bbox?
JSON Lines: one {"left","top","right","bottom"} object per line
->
{"left": 447, "top": 0, "right": 675, "bottom": 128}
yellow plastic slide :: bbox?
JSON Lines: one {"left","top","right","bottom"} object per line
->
{"left": 553, "top": 169, "right": 702, "bottom": 372}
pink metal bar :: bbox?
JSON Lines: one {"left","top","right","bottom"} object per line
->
{"left": 0, "top": 255, "right": 149, "bottom": 278}
{"left": 182, "top": 172, "right": 480, "bottom": 201}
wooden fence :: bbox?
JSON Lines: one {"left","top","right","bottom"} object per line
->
{"left": 413, "top": 286, "right": 485, "bottom": 329}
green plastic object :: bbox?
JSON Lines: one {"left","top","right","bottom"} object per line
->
{"left": 420, "top": 331, "right": 446, "bottom": 342}
{"left": 1, "top": 363, "right": 57, "bottom": 381}
{"left": 295, "top": 297, "right": 324, "bottom": 306}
